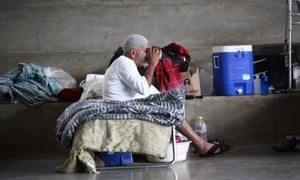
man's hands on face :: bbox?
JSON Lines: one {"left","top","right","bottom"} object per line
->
{"left": 148, "top": 47, "right": 161, "bottom": 67}
{"left": 143, "top": 46, "right": 161, "bottom": 85}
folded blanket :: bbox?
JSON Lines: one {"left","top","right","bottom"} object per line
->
{"left": 55, "top": 90, "right": 185, "bottom": 148}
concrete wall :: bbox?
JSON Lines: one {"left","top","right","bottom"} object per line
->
{"left": 0, "top": 102, "right": 71, "bottom": 155}
{"left": 1, "top": 93, "right": 300, "bottom": 155}
{"left": 1, "top": 0, "right": 298, "bottom": 80}
{"left": 185, "top": 93, "right": 300, "bottom": 145}
{"left": 1, "top": 0, "right": 300, "bottom": 155}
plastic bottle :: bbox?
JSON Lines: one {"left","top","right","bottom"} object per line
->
{"left": 260, "top": 74, "right": 269, "bottom": 95}
{"left": 195, "top": 116, "right": 207, "bottom": 141}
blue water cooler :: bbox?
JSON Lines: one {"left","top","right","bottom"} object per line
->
{"left": 212, "top": 45, "right": 254, "bottom": 96}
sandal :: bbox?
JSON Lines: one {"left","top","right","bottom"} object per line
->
{"left": 192, "top": 139, "right": 224, "bottom": 154}
{"left": 199, "top": 143, "right": 230, "bottom": 157}
{"left": 208, "top": 138, "right": 226, "bottom": 145}
{"left": 272, "top": 135, "right": 300, "bottom": 152}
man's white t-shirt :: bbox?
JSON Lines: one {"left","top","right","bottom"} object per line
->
{"left": 102, "top": 55, "right": 159, "bottom": 101}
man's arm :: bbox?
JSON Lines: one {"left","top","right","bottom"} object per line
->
{"left": 143, "top": 48, "right": 160, "bottom": 85}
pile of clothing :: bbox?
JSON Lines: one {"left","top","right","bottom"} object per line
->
{"left": 0, "top": 63, "right": 79, "bottom": 106}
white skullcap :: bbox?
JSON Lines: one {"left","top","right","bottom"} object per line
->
{"left": 123, "top": 34, "right": 149, "bottom": 52}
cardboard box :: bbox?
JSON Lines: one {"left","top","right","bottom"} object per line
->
{"left": 180, "top": 67, "right": 201, "bottom": 97}
{"left": 294, "top": 79, "right": 300, "bottom": 89}
{"left": 293, "top": 66, "right": 300, "bottom": 80}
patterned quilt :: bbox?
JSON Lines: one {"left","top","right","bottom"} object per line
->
{"left": 56, "top": 119, "right": 172, "bottom": 173}
{"left": 55, "top": 90, "right": 185, "bottom": 148}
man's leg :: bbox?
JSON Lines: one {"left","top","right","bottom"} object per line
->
{"left": 177, "top": 119, "right": 215, "bottom": 155}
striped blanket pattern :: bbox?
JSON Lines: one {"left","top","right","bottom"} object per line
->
{"left": 55, "top": 90, "right": 185, "bottom": 148}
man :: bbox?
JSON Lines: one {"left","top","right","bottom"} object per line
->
{"left": 103, "top": 34, "right": 229, "bottom": 156}
{"left": 103, "top": 34, "right": 160, "bottom": 101}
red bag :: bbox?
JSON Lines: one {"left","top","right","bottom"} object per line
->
{"left": 162, "top": 42, "right": 191, "bottom": 72}
{"left": 155, "top": 57, "right": 183, "bottom": 92}
{"left": 57, "top": 87, "right": 81, "bottom": 102}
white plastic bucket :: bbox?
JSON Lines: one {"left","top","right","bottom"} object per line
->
{"left": 146, "top": 141, "right": 191, "bottom": 162}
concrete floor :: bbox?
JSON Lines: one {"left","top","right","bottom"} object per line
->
{"left": 0, "top": 144, "right": 299, "bottom": 180}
